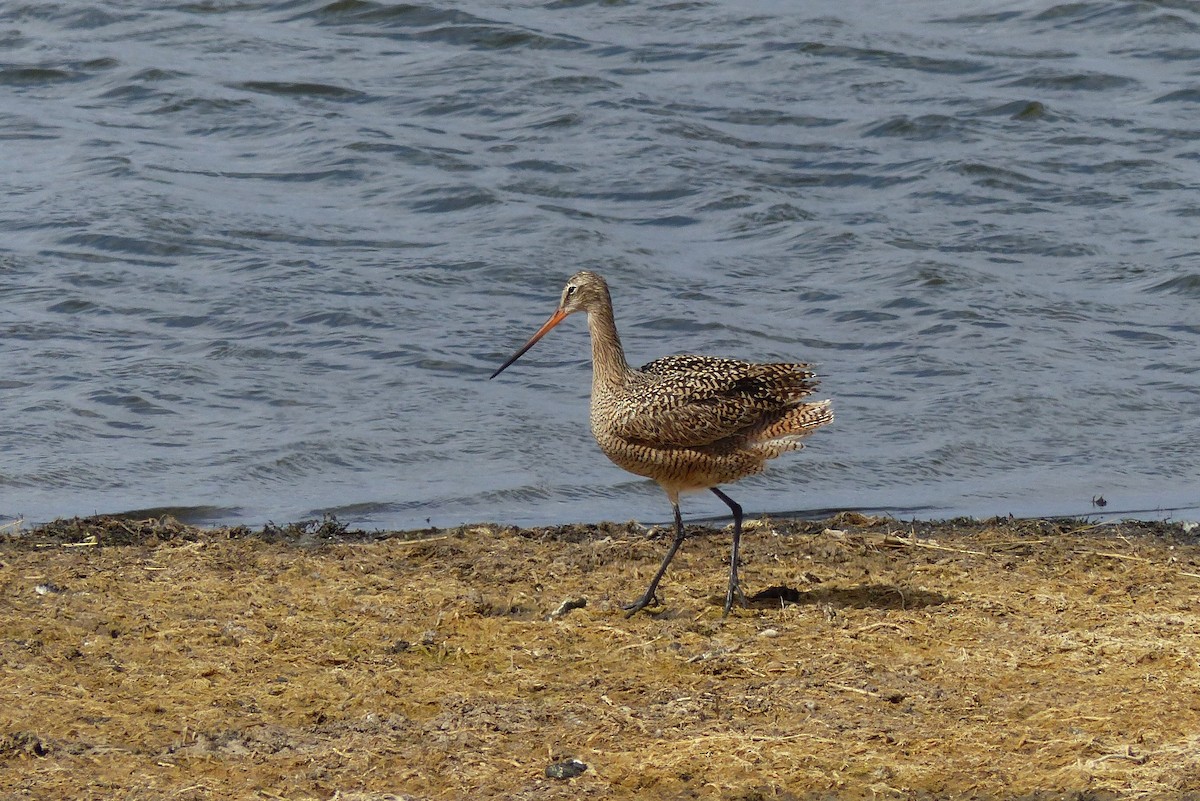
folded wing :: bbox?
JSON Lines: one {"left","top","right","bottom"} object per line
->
{"left": 609, "top": 355, "right": 823, "bottom": 448}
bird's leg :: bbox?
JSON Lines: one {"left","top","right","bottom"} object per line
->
{"left": 623, "top": 502, "right": 685, "bottom": 616}
{"left": 710, "top": 487, "right": 745, "bottom": 616}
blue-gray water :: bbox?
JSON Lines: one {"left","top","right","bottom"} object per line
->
{"left": 3, "top": 0, "right": 1198, "bottom": 530}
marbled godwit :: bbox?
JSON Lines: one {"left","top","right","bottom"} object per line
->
{"left": 491, "top": 271, "right": 832, "bottom": 616}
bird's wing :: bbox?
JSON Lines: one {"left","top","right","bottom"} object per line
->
{"left": 608, "top": 355, "right": 821, "bottom": 448}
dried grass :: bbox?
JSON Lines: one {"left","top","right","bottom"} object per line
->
{"left": 1, "top": 513, "right": 1199, "bottom": 799}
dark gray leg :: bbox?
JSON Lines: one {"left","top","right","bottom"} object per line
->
{"left": 710, "top": 487, "right": 745, "bottom": 616}
{"left": 623, "top": 503, "right": 685, "bottom": 616}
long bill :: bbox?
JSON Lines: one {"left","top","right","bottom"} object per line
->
{"left": 489, "top": 308, "right": 569, "bottom": 379}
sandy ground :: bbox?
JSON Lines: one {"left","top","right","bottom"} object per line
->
{"left": 2, "top": 512, "right": 1199, "bottom": 800}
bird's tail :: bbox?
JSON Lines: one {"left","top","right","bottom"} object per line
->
{"left": 748, "top": 399, "right": 834, "bottom": 455}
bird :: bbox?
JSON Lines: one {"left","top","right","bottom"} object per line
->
{"left": 490, "top": 271, "right": 832, "bottom": 616}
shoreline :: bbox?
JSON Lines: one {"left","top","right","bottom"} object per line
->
{"left": 6, "top": 496, "right": 1198, "bottom": 542}
{"left": 4, "top": 513, "right": 1200, "bottom": 799}
{"left": 6, "top": 508, "right": 1196, "bottom": 546}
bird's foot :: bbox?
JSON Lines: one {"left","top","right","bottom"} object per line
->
{"left": 722, "top": 580, "right": 748, "bottom": 617}
{"left": 622, "top": 592, "right": 660, "bottom": 617}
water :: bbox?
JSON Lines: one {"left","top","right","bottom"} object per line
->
{"left": 3, "top": 0, "right": 1198, "bottom": 530}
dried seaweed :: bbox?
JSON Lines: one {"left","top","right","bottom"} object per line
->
{"left": 2, "top": 514, "right": 1199, "bottom": 799}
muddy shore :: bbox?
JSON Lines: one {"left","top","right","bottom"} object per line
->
{"left": 2, "top": 513, "right": 1199, "bottom": 799}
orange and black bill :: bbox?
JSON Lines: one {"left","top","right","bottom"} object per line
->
{"left": 490, "top": 308, "right": 568, "bottom": 379}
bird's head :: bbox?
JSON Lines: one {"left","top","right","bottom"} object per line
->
{"left": 490, "top": 271, "right": 611, "bottom": 379}
{"left": 556, "top": 270, "right": 609, "bottom": 316}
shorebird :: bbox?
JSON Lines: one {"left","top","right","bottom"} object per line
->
{"left": 491, "top": 271, "right": 832, "bottom": 616}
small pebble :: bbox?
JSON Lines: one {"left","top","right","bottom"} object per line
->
{"left": 545, "top": 758, "right": 587, "bottom": 779}
{"left": 35, "top": 583, "right": 63, "bottom": 595}
{"left": 758, "top": 628, "right": 779, "bottom": 638}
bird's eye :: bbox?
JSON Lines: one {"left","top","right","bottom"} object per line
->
{"left": 566, "top": 285, "right": 577, "bottom": 296}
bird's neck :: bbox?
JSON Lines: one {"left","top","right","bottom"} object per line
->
{"left": 586, "top": 304, "right": 629, "bottom": 389}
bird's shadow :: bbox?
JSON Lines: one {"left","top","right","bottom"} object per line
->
{"left": 748, "top": 583, "right": 950, "bottom": 611}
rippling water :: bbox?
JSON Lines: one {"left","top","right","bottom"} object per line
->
{"left": 3, "top": 0, "right": 1198, "bottom": 529}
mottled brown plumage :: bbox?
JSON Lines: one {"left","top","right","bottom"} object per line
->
{"left": 491, "top": 271, "right": 833, "bottom": 616}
